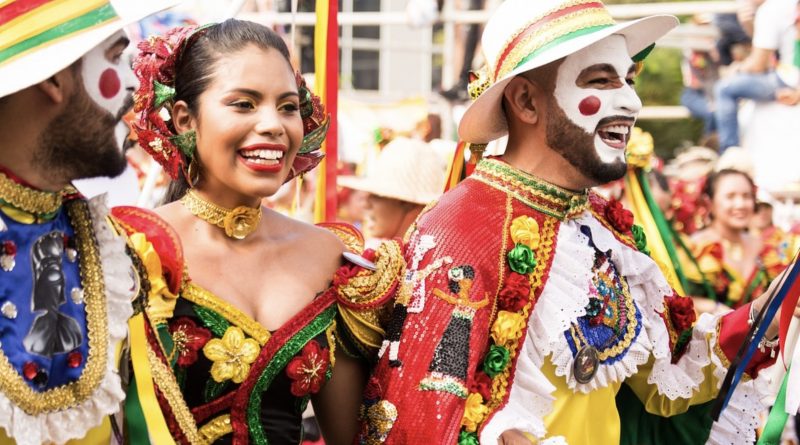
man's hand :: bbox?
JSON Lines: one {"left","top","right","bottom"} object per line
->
{"left": 752, "top": 268, "right": 800, "bottom": 339}
{"left": 498, "top": 429, "right": 535, "bottom": 445}
{"left": 776, "top": 88, "right": 800, "bottom": 106}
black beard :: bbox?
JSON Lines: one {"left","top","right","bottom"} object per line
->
{"left": 545, "top": 97, "right": 628, "bottom": 185}
{"left": 35, "top": 85, "right": 128, "bottom": 183}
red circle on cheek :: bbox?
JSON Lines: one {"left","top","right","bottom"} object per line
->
{"left": 578, "top": 95, "right": 601, "bottom": 116}
{"left": 99, "top": 68, "right": 121, "bottom": 99}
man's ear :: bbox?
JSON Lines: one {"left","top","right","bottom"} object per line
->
{"left": 502, "top": 76, "right": 542, "bottom": 126}
{"left": 36, "top": 66, "right": 77, "bottom": 105}
{"left": 172, "top": 100, "right": 196, "bottom": 134}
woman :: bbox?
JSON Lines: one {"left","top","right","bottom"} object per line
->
{"left": 685, "top": 169, "right": 787, "bottom": 312}
{"left": 118, "top": 20, "right": 402, "bottom": 444}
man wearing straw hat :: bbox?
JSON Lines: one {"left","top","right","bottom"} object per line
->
{"left": 0, "top": 1, "right": 177, "bottom": 443}
{"left": 339, "top": 137, "right": 449, "bottom": 243}
{"left": 357, "top": 0, "right": 793, "bottom": 443}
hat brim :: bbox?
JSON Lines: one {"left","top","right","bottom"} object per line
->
{"left": 458, "top": 15, "right": 679, "bottom": 144}
{"left": 0, "top": 0, "right": 179, "bottom": 98}
{"left": 338, "top": 175, "right": 436, "bottom": 205}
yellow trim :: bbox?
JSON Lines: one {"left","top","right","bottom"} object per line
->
{"left": 198, "top": 414, "right": 232, "bottom": 444}
{"left": 129, "top": 314, "right": 177, "bottom": 445}
{"left": 182, "top": 282, "right": 271, "bottom": 345}
{"left": 0, "top": 0, "right": 110, "bottom": 51}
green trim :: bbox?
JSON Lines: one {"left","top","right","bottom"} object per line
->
{"left": 124, "top": 375, "right": 153, "bottom": 445}
{"left": 757, "top": 364, "right": 791, "bottom": 444}
{"left": 0, "top": 4, "right": 118, "bottom": 64}
{"left": 247, "top": 306, "right": 337, "bottom": 445}
{"left": 512, "top": 24, "right": 614, "bottom": 72}
{"left": 194, "top": 304, "right": 231, "bottom": 338}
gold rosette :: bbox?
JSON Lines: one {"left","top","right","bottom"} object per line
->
{"left": 223, "top": 206, "right": 261, "bottom": 239}
{"left": 461, "top": 393, "right": 489, "bottom": 433}
{"left": 490, "top": 310, "right": 526, "bottom": 348}
{"left": 510, "top": 215, "right": 540, "bottom": 250}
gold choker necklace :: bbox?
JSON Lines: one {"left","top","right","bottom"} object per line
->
{"left": 0, "top": 171, "right": 66, "bottom": 219}
{"left": 180, "top": 189, "right": 262, "bottom": 240}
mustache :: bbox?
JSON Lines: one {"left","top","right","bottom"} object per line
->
{"left": 595, "top": 115, "right": 636, "bottom": 130}
{"left": 115, "top": 94, "right": 134, "bottom": 122}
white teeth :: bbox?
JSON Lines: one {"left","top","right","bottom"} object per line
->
{"left": 601, "top": 125, "right": 629, "bottom": 135}
{"left": 245, "top": 158, "right": 279, "bottom": 165}
{"left": 241, "top": 149, "right": 283, "bottom": 160}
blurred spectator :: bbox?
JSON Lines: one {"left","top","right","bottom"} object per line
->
{"left": 681, "top": 46, "right": 720, "bottom": 136}
{"left": 440, "top": 0, "right": 487, "bottom": 102}
{"left": 338, "top": 137, "right": 448, "bottom": 244}
{"left": 714, "top": 0, "right": 800, "bottom": 150}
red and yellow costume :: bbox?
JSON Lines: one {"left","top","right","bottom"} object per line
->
{"left": 359, "top": 158, "right": 776, "bottom": 444}
{"left": 112, "top": 207, "right": 403, "bottom": 444}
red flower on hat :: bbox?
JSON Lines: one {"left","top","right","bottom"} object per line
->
{"left": 286, "top": 340, "right": 330, "bottom": 397}
{"left": 606, "top": 199, "right": 634, "bottom": 233}
{"left": 169, "top": 317, "right": 212, "bottom": 368}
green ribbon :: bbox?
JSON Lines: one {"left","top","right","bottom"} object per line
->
{"left": 757, "top": 364, "right": 791, "bottom": 445}
{"left": 483, "top": 344, "right": 510, "bottom": 377}
{"left": 458, "top": 431, "right": 480, "bottom": 445}
{"left": 507, "top": 243, "right": 536, "bottom": 275}
{"left": 124, "top": 375, "right": 153, "bottom": 445}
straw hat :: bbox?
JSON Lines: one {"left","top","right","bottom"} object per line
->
{"left": 458, "top": 0, "right": 678, "bottom": 144}
{"left": 339, "top": 137, "right": 448, "bottom": 205}
{"left": 0, "top": 0, "right": 179, "bottom": 98}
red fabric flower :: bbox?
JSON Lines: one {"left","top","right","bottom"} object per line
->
{"left": 498, "top": 272, "right": 530, "bottom": 312}
{"left": 706, "top": 243, "right": 724, "bottom": 261}
{"left": 286, "top": 340, "right": 330, "bottom": 397}
{"left": 666, "top": 296, "right": 696, "bottom": 333}
{"left": 333, "top": 263, "right": 361, "bottom": 287}
{"left": 605, "top": 199, "right": 634, "bottom": 233}
{"left": 169, "top": 317, "right": 212, "bottom": 368}
{"left": 470, "top": 372, "right": 493, "bottom": 401}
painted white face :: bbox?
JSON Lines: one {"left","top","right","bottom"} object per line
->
{"left": 81, "top": 30, "right": 136, "bottom": 149}
{"left": 552, "top": 35, "right": 642, "bottom": 164}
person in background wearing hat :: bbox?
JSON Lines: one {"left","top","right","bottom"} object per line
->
{"left": 0, "top": 1, "right": 177, "bottom": 443}
{"left": 339, "top": 137, "right": 448, "bottom": 245}
{"left": 356, "top": 0, "right": 798, "bottom": 443}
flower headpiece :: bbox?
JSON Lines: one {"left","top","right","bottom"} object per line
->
{"left": 132, "top": 24, "right": 329, "bottom": 181}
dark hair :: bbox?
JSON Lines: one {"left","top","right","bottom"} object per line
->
{"left": 755, "top": 201, "right": 773, "bottom": 212}
{"left": 702, "top": 168, "right": 756, "bottom": 200}
{"left": 162, "top": 19, "right": 292, "bottom": 204}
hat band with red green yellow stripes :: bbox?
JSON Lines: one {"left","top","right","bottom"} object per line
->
{"left": 492, "top": 0, "right": 616, "bottom": 82}
{"left": 0, "top": 0, "right": 119, "bottom": 65}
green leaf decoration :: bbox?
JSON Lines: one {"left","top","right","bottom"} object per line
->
{"left": 193, "top": 305, "right": 230, "bottom": 338}
{"left": 153, "top": 81, "right": 176, "bottom": 108}
{"left": 204, "top": 378, "right": 230, "bottom": 403}
{"left": 170, "top": 130, "right": 196, "bottom": 158}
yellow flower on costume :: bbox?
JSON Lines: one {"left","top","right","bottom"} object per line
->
{"left": 203, "top": 326, "right": 260, "bottom": 383}
{"left": 490, "top": 310, "right": 526, "bottom": 348}
{"left": 461, "top": 392, "right": 489, "bottom": 433}
{"left": 625, "top": 127, "right": 654, "bottom": 169}
{"left": 129, "top": 233, "right": 177, "bottom": 323}
{"left": 510, "top": 216, "right": 540, "bottom": 250}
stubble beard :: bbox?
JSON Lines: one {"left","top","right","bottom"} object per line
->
{"left": 35, "top": 84, "right": 128, "bottom": 184}
{"left": 544, "top": 96, "right": 627, "bottom": 185}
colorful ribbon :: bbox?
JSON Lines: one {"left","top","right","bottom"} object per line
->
{"left": 313, "top": 0, "right": 339, "bottom": 222}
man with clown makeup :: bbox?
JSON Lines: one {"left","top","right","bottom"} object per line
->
{"left": 357, "top": 0, "right": 796, "bottom": 443}
{"left": 0, "top": 1, "right": 176, "bottom": 443}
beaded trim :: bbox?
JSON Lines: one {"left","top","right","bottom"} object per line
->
{"left": 182, "top": 283, "right": 271, "bottom": 346}
{"left": 0, "top": 199, "right": 107, "bottom": 414}
{"left": 198, "top": 414, "right": 232, "bottom": 443}
{"left": 0, "top": 171, "right": 66, "bottom": 219}
{"left": 472, "top": 159, "right": 588, "bottom": 220}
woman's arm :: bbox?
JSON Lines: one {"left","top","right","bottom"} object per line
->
{"left": 311, "top": 348, "right": 367, "bottom": 445}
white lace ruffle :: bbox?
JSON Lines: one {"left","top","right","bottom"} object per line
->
{"left": 0, "top": 194, "right": 135, "bottom": 445}
{"left": 696, "top": 314, "right": 771, "bottom": 445}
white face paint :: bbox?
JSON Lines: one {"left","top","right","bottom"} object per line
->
{"left": 552, "top": 35, "right": 642, "bottom": 164}
{"left": 81, "top": 30, "right": 136, "bottom": 150}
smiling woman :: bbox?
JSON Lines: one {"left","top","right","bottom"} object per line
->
{"left": 118, "top": 19, "right": 403, "bottom": 445}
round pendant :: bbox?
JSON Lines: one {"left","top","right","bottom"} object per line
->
{"left": 573, "top": 345, "right": 599, "bottom": 384}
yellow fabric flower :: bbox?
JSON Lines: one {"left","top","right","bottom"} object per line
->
{"left": 625, "top": 127, "right": 654, "bottom": 169}
{"left": 510, "top": 216, "right": 540, "bottom": 250}
{"left": 490, "top": 310, "right": 526, "bottom": 348}
{"left": 129, "top": 232, "right": 177, "bottom": 323}
{"left": 461, "top": 392, "right": 489, "bottom": 433}
{"left": 203, "top": 326, "right": 260, "bottom": 383}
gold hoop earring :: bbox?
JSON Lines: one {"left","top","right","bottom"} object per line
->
{"left": 187, "top": 157, "right": 201, "bottom": 188}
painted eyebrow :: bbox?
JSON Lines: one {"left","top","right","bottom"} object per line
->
{"left": 579, "top": 63, "right": 620, "bottom": 77}
{"left": 225, "top": 89, "right": 300, "bottom": 100}
{"left": 107, "top": 36, "right": 129, "bottom": 54}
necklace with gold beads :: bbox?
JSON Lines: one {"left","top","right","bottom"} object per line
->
{"left": 180, "top": 189, "right": 262, "bottom": 240}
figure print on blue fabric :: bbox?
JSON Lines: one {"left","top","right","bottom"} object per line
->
{"left": 23, "top": 231, "right": 83, "bottom": 357}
